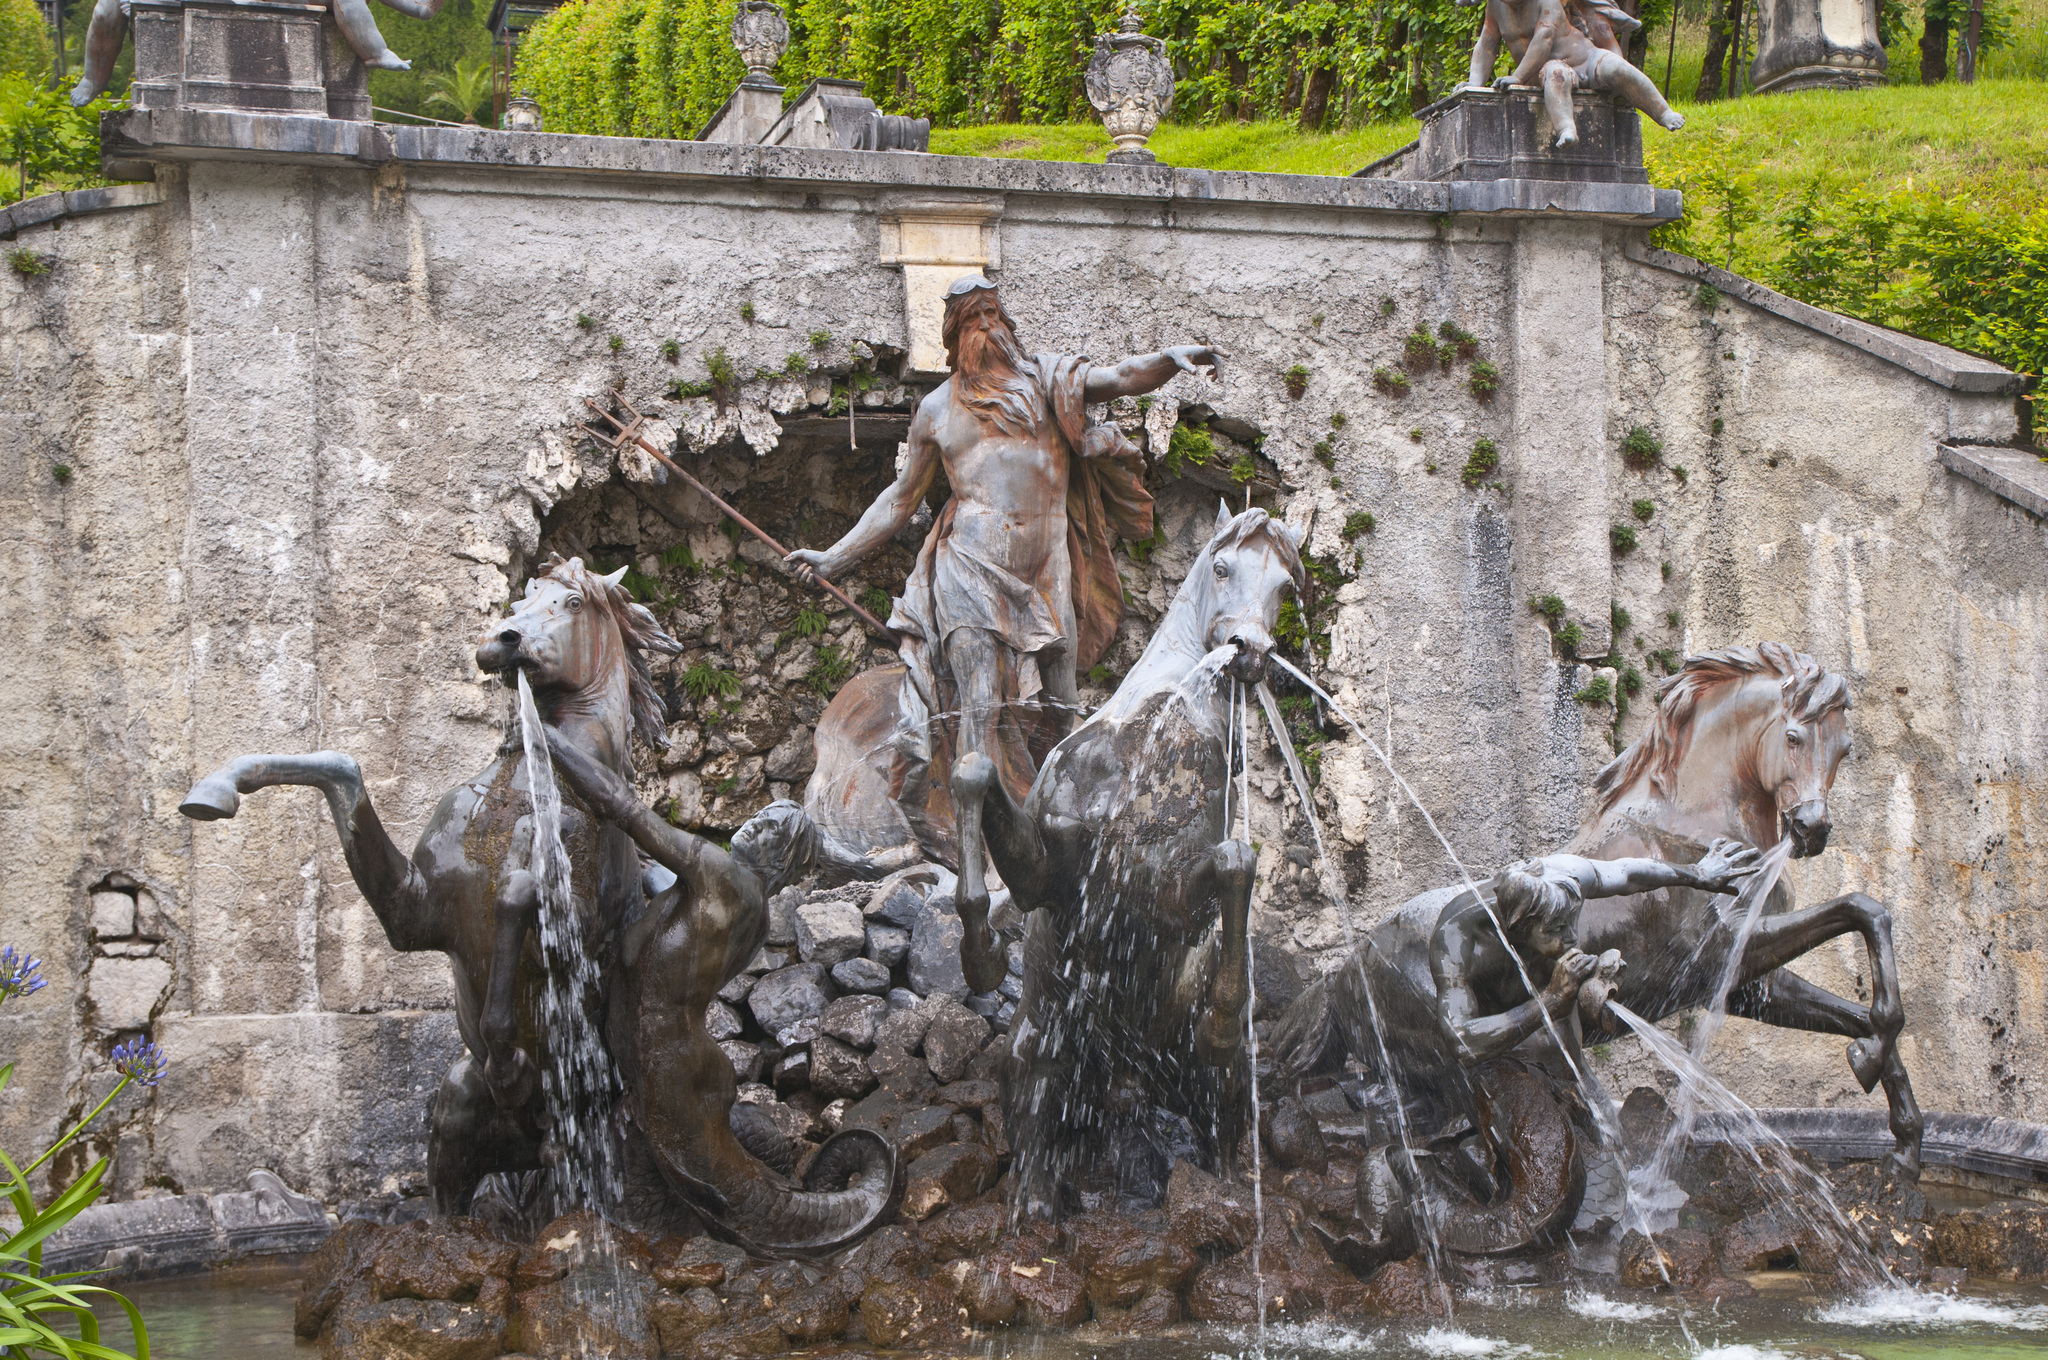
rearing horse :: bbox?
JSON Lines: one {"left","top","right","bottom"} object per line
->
{"left": 952, "top": 504, "right": 1305, "bottom": 1216}
{"left": 178, "top": 555, "right": 897, "bottom": 1251}
{"left": 1571, "top": 641, "right": 1922, "bottom": 1176}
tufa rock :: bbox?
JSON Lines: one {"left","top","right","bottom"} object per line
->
{"left": 647, "top": 1286, "right": 723, "bottom": 1353}
{"left": 873, "top": 1005, "right": 931, "bottom": 1054}
{"left": 765, "top": 887, "right": 801, "bottom": 946}
{"left": 1063, "top": 1212, "right": 1198, "bottom": 1311}
{"left": 901, "top": 1142, "right": 999, "bottom": 1220}
{"left": 830, "top": 955, "right": 892, "bottom": 994}
{"left": 368, "top": 1217, "right": 518, "bottom": 1302}
{"left": 322, "top": 1285, "right": 508, "bottom": 1360}
{"left": 704, "top": 1001, "right": 744, "bottom": 1041}
{"left": 516, "top": 1267, "right": 659, "bottom": 1359}
{"left": 1264, "top": 1095, "right": 1329, "bottom": 1173}
{"left": 719, "top": 1040, "right": 763, "bottom": 1084}
{"left": 907, "top": 901, "right": 969, "bottom": 1001}
{"left": 920, "top": 997, "right": 990, "bottom": 1084}
{"left": 808, "top": 1035, "right": 878, "bottom": 1100}
{"left": 794, "top": 899, "right": 867, "bottom": 966}
{"left": 297, "top": 1220, "right": 382, "bottom": 1338}
{"left": 919, "top": 1203, "right": 1008, "bottom": 1262}
{"left": 1619, "top": 1228, "right": 1717, "bottom": 1290}
{"left": 1166, "top": 1159, "right": 1257, "bottom": 1252}
{"left": 747, "top": 963, "right": 832, "bottom": 1033}
{"left": 820, "top": 994, "right": 888, "bottom": 1049}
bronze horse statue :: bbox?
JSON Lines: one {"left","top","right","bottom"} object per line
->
{"left": 951, "top": 504, "right": 1305, "bottom": 1217}
{"left": 1280, "top": 641, "right": 1919, "bottom": 1256}
{"left": 178, "top": 554, "right": 896, "bottom": 1253}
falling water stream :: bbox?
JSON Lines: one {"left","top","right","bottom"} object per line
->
{"left": 1233, "top": 682, "right": 1270, "bottom": 1357}
{"left": 515, "top": 673, "right": 621, "bottom": 1220}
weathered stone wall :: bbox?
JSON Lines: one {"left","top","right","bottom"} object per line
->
{"left": 0, "top": 118, "right": 2031, "bottom": 1206}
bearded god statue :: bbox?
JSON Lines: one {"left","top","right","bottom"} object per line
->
{"left": 791, "top": 276, "right": 1223, "bottom": 876}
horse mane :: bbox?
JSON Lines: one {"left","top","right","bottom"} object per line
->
{"left": 1591, "top": 640, "right": 1852, "bottom": 814}
{"left": 536, "top": 553, "right": 686, "bottom": 750}
{"left": 1196, "top": 507, "right": 1308, "bottom": 592}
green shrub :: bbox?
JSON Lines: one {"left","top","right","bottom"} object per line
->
{"left": 660, "top": 338, "right": 681, "bottom": 362}
{"left": 1575, "top": 674, "right": 1613, "bottom": 706}
{"left": 861, "top": 586, "right": 891, "bottom": 616}
{"left": 788, "top": 602, "right": 830, "bottom": 640}
{"left": 1312, "top": 440, "right": 1336, "bottom": 469}
{"left": 808, "top": 644, "right": 855, "bottom": 694}
{"left": 1460, "top": 437, "right": 1499, "bottom": 489}
{"left": 1555, "top": 620, "right": 1584, "bottom": 653}
{"left": 1341, "top": 510, "right": 1375, "bottom": 541}
{"left": 1372, "top": 367, "right": 1410, "bottom": 397}
{"left": 1230, "top": 454, "right": 1257, "bottom": 484}
{"left": 1611, "top": 601, "right": 1632, "bottom": 636}
{"left": 682, "top": 659, "right": 742, "bottom": 701}
{"left": 1611, "top": 523, "right": 1639, "bottom": 554}
{"left": 1329, "top": 413, "right": 1346, "bottom": 430}
{"left": 1283, "top": 363, "right": 1309, "bottom": 397}
{"left": 576, "top": 312, "right": 595, "bottom": 330}
{"left": 1632, "top": 498, "right": 1655, "bottom": 522}
{"left": 1402, "top": 326, "right": 1437, "bottom": 373}
{"left": 607, "top": 333, "right": 624, "bottom": 352}
{"left": 1531, "top": 593, "right": 1566, "bottom": 623}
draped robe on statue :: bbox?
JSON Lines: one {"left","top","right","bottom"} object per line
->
{"left": 805, "top": 354, "right": 1154, "bottom": 872}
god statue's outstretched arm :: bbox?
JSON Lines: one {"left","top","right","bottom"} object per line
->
{"left": 1084, "top": 346, "right": 1226, "bottom": 401}
{"left": 1433, "top": 919, "right": 1600, "bottom": 1067}
{"left": 787, "top": 404, "right": 941, "bottom": 583}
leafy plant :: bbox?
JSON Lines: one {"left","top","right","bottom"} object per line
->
{"left": 1665, "top": 609, "right": 1682, "bottom": 629}
{"left": 1531, "top": 593, "right": 1566, "bottom": 624}
{"left": 704, "top": 347, "right": 739, "bottom": 405}
{"left": 1379, "top": 296, "right": 1397, "bottom": 316}
{"left": 1372, "top": 367, "right": 1410, "bottom": 397}
{"left": 1610, "top": 523, "right": 1639, "bottom": 554}
{"left": 1230, "top": 454, "right": 1257, "bottom": 484}
{"left": 5, "top": 245, "right": 47, "bottom": 276}
{"left": 1437, "top": 320, "right": 1478, "bottom": 359}
{"left": 1695, "top": 282, "right": 1722, "bottom": 312}
{"left": 1312, "top": 440, "right": 1336, "bottom": 469}
{"left": 1555, "top": 620, "right": 1583, "bottom": 653}
{"left": 783, "top": 352, "right": 809, "bottom": 377}
{"left": 1408, "top": 428, "right": 1422, "bottom": 442}
{"left": 1648, "top": 647, "right": 1679, "bottom": 675}
{"left": 1660, "top": 560, "right": 1674, "bottom": 581}
{"left": 860, "top": 586, "right": 890, "bottom": 617}
{"left": 681, "top": 659, "right": 742, "bottom": 702}
{"left": 1282, "top": 363, "right": 1309, "bottom": 398}
{"left": 1342, "top": 511, "right": 1375, "bottom": 541}
{"left": 576, "top": 312, "right": 594, "bottom": 330}
{"left": 1274, "top": 597, "right": 1308, "bottom": 651}
{"left": 1402, "top": 326, "right": 1437, "bottom": 373}
{"left": 1631, "top": 498, "right": 1655, "bottom": 522}
{"left": 660, "top": 338, "right": 681, "bottom": 363}
{"left": 1329, "top": 413, "right": 1346, "bottom": 430}
{"left": 0, "top": 78, "right": 119, "bottom": 204}
{"left": 1468, "top": 359, "right": 1500, "bottom": 402}
{"left": 50, "top": 464, "right": 69, "bottom": 485}
{"left": 809, "top": 329, "right": 831, "bottom": 350}
{"left": 607, "top": 333, "right": 624, "bottom": 352}
{"left": 423, "top": 55, "right": 495, "bottom": 123}
{"left": 1671, "top": 464, "right": 1689, "bottom": 485}
{"left": 1574, "top": 674, "right": 1613, "bottom": 706}
{"left": 1620, "top": 425, "right": 1663, "bottom": 471}
{"left": 788, "top": 602, "right": 830, "bottom": 641}
{"left": 1621, "top": 665, "right": 1644, "bottom": 698}
{"left": 0, "top": 946, "right": 157, "bottom": 1360}
{"left": 1460, "top": 437, "right": 1499, "bottom": 489}
{"left": 1164, "top": 424, "right": 1214, "bottom": 478}
{"left": 808, "top": 644, "right": 854, "bottom": 695}
{"left": 660, "top": 541, "right": 701, "bottom": 574}
{"left": 1610, "top": 601, "right": 1632, "bottom": 636}
{"left": 740, "top": 301, "right": 756, "bottom": 322}
{"left": 1086, "top": 663, "right": 1114, "bottom": 687}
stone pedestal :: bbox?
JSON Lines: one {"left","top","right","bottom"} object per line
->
{"left": 1749, "top": 0, "right": 1887, "bottom": 93}
{"left": 875, "top": 193, "right": 1002, "bottom": 377}
{"left": 698, "top": 79, "right": 785, "bottom": 144}
{"left": 760, "top": 79, "right": 929, "bottom": 153}
{"left": 1412, "top": 87, "right": 1646, "bottom": 185}
{"left": 129, "top": 0, "right": 368, "bottom": 120}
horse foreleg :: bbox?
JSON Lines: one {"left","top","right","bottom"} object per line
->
{"left": 181, "top": 752, "right": 443, "bottom": 952}
{"left": 1193, "top": 839, "right": 1255, "bottom": 1067}
{"left": 1728, "top": 968, "right": 1924, "bottom": 1179}
{"left": 482, "top": 870, "right": 540, "bottom": 1111}
{"left": 950, "top": 752, "right": 1036, "bottom": 995}
{"left": 1728, "top": 891, "right": 1905, "bottom": 1089}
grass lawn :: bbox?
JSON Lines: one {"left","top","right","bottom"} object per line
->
{"left": 930, "top": 121, "right": 1420, "bottom": 178}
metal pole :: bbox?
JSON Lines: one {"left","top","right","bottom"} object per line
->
{"left": 1960, "top": 0, "right": 1982, "bottom": 81}
{"left": 579, "top": 398, "right": 901, "bottom": 646}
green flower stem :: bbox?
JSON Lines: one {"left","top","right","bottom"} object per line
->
{"left": 20, "top": 1075, "right": 132, "bottom": 1179}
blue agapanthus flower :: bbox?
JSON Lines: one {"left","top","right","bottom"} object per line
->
{"left": 0, "top": 946, "right": 46, "bottom": 1003}
{"left": 110, "top": 1036, "right": 167, "bottom": 1088}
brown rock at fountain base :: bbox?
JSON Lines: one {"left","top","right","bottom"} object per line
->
{"left": 1715, "top": 1209, "right": 1843, "bottom": 1278}
{"left": 1165, "top": 1158, "right": 1258, "bottom": 1252}
{"left": 299, "top": 1220, "right": 383, "bottom": 1338}
{"left": 921, "top": 1202, "right": 1009, "bottom": 1261}
{"left": 372, "top": 1217, "right": 520, "bottom": 1303}
{"left": 1619, "top": 1229, "right": 1716, "bottom": 1291}
{"left": 989, "top": 1237, "right": 1088, "bottom": 1327}
{"left": 858, "top": 1270, "right": 966, "bottom": 1348}
{"left": 1358, "top": 1256, "right": 1453, "bottom": 1319}
{"left": 772, "top": 1284, "right": 853, "bottom": 1342}
{"left": 1264, "top": 1095, "right": 1330, "bottom": 1174}
{"left": 516, "top": 1268, "right": 659, "bottom": 1359}
{"left": 1062, "top": 1212, "right": 1198, "bottom": 1311}
{"left": 902, "top": 1142, "right": 998, "bottom": 1219}
{"left": 322, "top": 1285, "right": 510, "bottom": 1360}
{"left": 1185, "top": 1239, "right": 1355, "bottom": 1322}
{"left": 1931, "top": 1203, "right": 2048, "bottom": 1281}
{"left": 682, "top": 1316, "right": 787, "bottom": 1360}
{"left": 938, "top": 1256, "right": 1022, "bottom": 1325}
{"left": 649, "top": 1286, "right": 724, "bottom": 1353}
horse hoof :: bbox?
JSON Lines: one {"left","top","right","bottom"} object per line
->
{"left": 179, "top": 776, "right": 241, "bottom": 821}
{"left": 1847, "top": 1037, "right": 1885, "bottom": 1093}
{"left": 1891, "top": 1147, "right": 1922, "bottom": 1183}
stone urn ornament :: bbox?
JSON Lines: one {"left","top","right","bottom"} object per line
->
{"left": 732, "top": 0, "right": 791, "bottom": 88}
{"left": 1085, "top": 2, "right": 1174, "bottom": 165}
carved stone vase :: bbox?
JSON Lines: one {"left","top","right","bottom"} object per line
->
{"left": 1085, "top": 3, "right": 1173, "bottom": 165}
{"left": 731, "top": 0, "right": 790, "bottom": 88}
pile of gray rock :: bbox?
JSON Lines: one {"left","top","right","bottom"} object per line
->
{"left": 710, "top": 863, "right": 1020, "bottom": 1107}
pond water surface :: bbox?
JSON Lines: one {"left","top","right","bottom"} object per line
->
{"left": 92, "top": 1271, "right": 2048, "bottom": 1360}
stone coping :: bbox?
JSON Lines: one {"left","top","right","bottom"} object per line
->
{"left": 1938, "top": 442, "right": 2048, "bottom": 520}
{"left": 1624, "top": 238, "right": 2019, "bottom": 396}
{"left": 102, "top": 107, "right": 1682, "bottom": 222}
{"left": 0, "top": 181, "right": 165, "bottom": 238}
{"left": 1694, "top": 1108, "right": 2048, "bottom": 1194}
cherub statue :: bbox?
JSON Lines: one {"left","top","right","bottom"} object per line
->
{"left": 1465, "top": 0, "right": 1685, "bottom": 146}
{"left": 70, "top": 0, "right": 446, "bottom": 106}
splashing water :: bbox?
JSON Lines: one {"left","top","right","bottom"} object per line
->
{"left": 1606, "top": 1000, "right": 1895, "bottom": 1288}
{"left": 1235, "top": 683, "right": 1269, "bottom": 1357}
{"left": 1815, "top": 1287, "right": 2048, "bottom": 1329}
{"left": 1252, "top": 678, "right": 1448, "bottom": 1281}
{"left": 515, "top": 672, "right": 621, "bottom": 1218}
